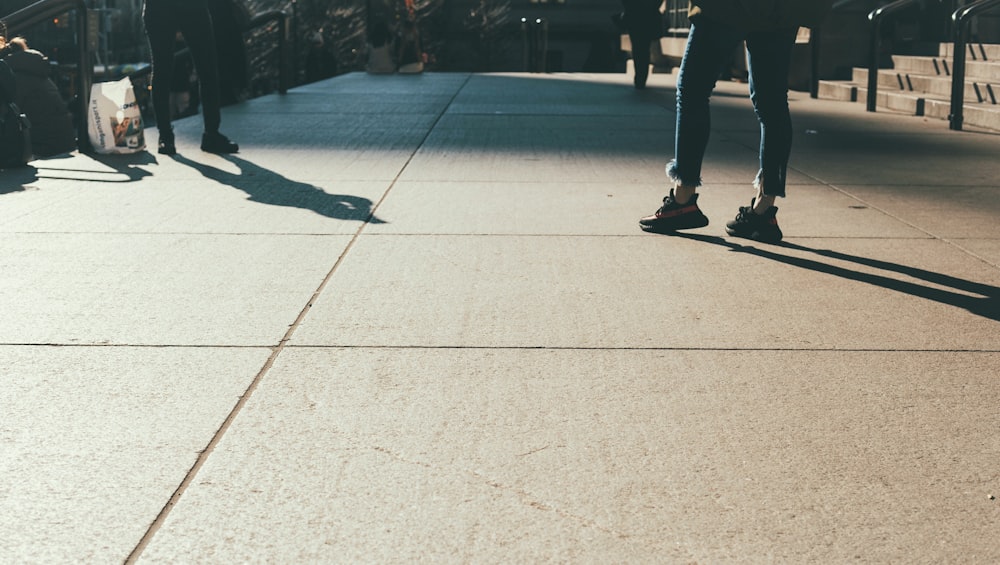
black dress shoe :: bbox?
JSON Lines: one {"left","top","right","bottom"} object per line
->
{"left": 157, "top": 127, "right": 176, "bottom": 155}
{"left": 201, "top": 132, "right": 239, "bottom": 154}
{"left": 157, "top": 138, "right": 176, "bottom": 155}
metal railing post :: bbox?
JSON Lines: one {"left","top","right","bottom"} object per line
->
{"left": 949, "top": 0, "right": 1000, "bottom": 130}
{"left": 810, "top": 26, "right": 821, "bottom": 98}
{"left": 537, "top": 18, "right": 548, "bottom": 73}
{"left": 950, "top": 10, "right": 970, "bottom": 130}
{"left": 867, "top": 12, "right": 882, "bottom": 111}
{"left": 866, "top": 0, "right": 922, "bottom": 112}
{"left": 521, "top": 18, "right": 529, "bottom": 71}
{"left": 246, "top": 10, "right": 290, "bottom": 94}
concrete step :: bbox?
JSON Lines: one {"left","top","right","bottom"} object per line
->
{"left": 818, "top": 82, "right": 926, "bottom": 114}
{"left": 894, "top": 54, "right": 1000, "bottom": 82}
{"left": 817, "top": 80, "right": 1000, "bottom": 132}
{"left": 816, "top": 80, "right": 858, "bottom": 102}
{"left": 892, "top": 55, "right": 951, "bottom": 77}
{"left": 964, "top": 59, "right": 1000, "bottom": 82}
{"left": 817, "top": 42, "right": 1000, "bottom": 131}
{"left": 906, "top": 73, "right": 1000, "bottom": 104}
{"left": 955, "top": 100, "right": 1000, "bottom": 130}
{"left": 939, "top": 42, "right": 1000, "bottom": 61}
{"left": 923, "top": 97, "right": 1000, "bottom": 131}
{"left": 848, "top": 68, "right": 998, "bottom": 104}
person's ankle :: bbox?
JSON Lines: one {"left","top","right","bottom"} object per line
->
{"left": 673, "top": 185, "right": 696, "bottom": 205}
{"left": 752, "top": 194, "right": 775, "bottom": 214}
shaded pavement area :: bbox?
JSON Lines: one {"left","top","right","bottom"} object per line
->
{"left": 2, "top": 71, "right": 999, "bottom": 563}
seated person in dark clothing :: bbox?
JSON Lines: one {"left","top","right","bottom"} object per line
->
{"left": 0, "top": 36, "right": 77, "bottom": 157}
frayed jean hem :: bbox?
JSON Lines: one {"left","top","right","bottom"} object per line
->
{"left": 753, "top": 170, "right": 787, "bottom": 198}
{"left": 666, "top": 160, "right": 702, "bottom": 188}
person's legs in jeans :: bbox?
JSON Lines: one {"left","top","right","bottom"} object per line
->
{"left": 744, "top": 28, "right": 797, "bottom": 212}
{"left": 639, "top": 17, "right": 745, "bottom": 233}
{"left": 722, "top": 27, "right": 796, "bottom": 242}
{"left": 668, "top": 17, "right": 745, "bottom": 204}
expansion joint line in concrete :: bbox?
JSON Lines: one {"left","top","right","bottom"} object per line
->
{"left": 284, "top": 345, "right": 1000, "bottom": 353}
{"left": 804, "top": 179, "right": 1000, "bottom": 271}
{"left": 364, "top": 73, "right": 473, "bottom": 226}
{"left": 124, "top": 75, "right": 475, "bottom": 564}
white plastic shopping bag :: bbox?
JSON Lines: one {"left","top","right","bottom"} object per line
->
{"left": 87, "top": 77, "right": 145, "bottom": 154}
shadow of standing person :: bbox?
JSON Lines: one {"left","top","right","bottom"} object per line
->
{"left": 675, "top": 233, "right": 1000, "bottom": 322}
{"left": 171, "top": 153, "right": 386, "bottom": 224}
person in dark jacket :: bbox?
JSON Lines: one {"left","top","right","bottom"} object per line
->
{"left": 639, "top": 0, "right": 832, "bottom": 243}
{"left": 396, "top": 18, "right": 424, "bottom": 74}
{"left": 621, "top": 0, "right": 662, "bottom": 89}
{"left": 142, "top": 0, "right": 238, "bottom": 155}
{"left": 0, "top": 36, "right": 76, "bottom": 157}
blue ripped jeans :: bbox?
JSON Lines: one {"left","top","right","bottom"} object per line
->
{"left": 667, "top": 17, "right": 798, "bottom": 197}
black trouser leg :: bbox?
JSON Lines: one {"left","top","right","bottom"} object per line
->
{"left": 143, "top": 5, "right": 176, "bottom": 136}
{"left": 630, "top": 32, "right": 652, "bottom": 87}
{"left": 176, "top": 5, "right": 222, "bottom": 134}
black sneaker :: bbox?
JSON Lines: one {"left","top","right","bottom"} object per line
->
{"left": 725, "top": 199, "right": 783, "bottom": 243}
{"left": 639, "top": 190, "right": 710, "bottom": 233}
{"left": 201, "top": 132, "right": 239, "bottom": 154}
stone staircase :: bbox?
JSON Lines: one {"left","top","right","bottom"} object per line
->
{"left": 817, "top": 43, "right": 1000, "bottom": 131}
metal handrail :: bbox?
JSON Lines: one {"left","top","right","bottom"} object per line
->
{"left": 2, "top": 0, "right": 92, "bottom": 152}
{"left": 949, "top": 0, "right": 1000, "bottom": 130}
{"left": 246, "top": 10, "right": 291, "bottom": 94}
{"left": 521, "top": 17, "right": 549, "bottom": 73}
{"left": 809, "top": 0, "right": 879, "bottom": 99}
{"left": 866, "top": 0, "right": 922, "bottom": 111}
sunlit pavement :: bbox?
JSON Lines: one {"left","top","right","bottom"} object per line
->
{"left": 2, "top": 71, "right": 999, "bottom": 563}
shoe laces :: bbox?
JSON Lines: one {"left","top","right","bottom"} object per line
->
{"left": 735, "top": 206, "right": 754, "bottom": 222}
{"left": 657, "top": 193, "right": 678, "bottom": 213}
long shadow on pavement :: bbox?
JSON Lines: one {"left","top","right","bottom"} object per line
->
{"left": 171, "top": 153, "right": 386, "bottom": 224}
{"left": 677, "top": 233, "right": 1000, "bottom": 323}
{"left": 31, "top": 153, "right": 155, "bottom": 184}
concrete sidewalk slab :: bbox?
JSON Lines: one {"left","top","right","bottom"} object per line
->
{"left": 0, "top": 232, "right": 349, "bottom": 345}
{"left": 833, "top": 184, "right": 1000, "bottom": 241}
{"left": 137, "top": 347, "right": 1000, "bottom": 563}
{"left": 1, "top": 346, "right": 270, "bottom": 562}
{"left": 290, "top": 234, "right": 998, "bottom": 350}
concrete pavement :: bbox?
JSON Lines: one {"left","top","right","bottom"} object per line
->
{"left": 2, "top": 71, "right": 998, "bottom": 563}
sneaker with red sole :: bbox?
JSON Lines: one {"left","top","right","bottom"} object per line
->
{"left": 639, "top": 190, "right": 710, "bottom": 233}
{"left": 725, "top": 199, "right": 783, "bottom": 243}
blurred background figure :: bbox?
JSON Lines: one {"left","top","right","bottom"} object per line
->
{"left": 366, "top": 19, "right": 395, "bottom": 74}
{"left": 305, "top": 31, "right": 338, "bottom": 83}
{"left": 621, "top": 0, "right": 662, "bottom": 89}
{"left": 0, "top": 35, "right": 76, "bottom": 157}
{"left": 396, "top": 19, "right": 424, "bottom": 74}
